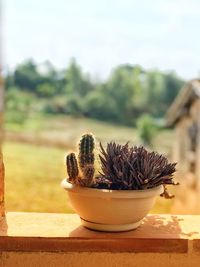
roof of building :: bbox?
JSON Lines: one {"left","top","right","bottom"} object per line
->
{"left": 166, "top": 79, "right": 200, "bottom": 127}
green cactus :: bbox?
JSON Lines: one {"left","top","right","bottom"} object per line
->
{"left": 78, "top": 134, "right": 95, "bottom": 170}
{"left": 66, "top": 153, "right": 79, "bottom": 182}
{"left": 66, "top": 133, "right": 96, "bottom": 187}
{"left": 79, "top": 134, "right": 95, "bottom": 154}
{"left": 78, "top": 153, "right": 94, "bottom": 169}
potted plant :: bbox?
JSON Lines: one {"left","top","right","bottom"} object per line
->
{"left": 61, "top": 133, "right": 178, "bottom": 232}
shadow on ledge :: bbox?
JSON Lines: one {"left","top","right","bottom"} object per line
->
{"left": 69, "top": 215, "right": 199, "bottom": 239}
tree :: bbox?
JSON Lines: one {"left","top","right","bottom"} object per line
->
{"left": 36, "top": 83, "right": 56, "bottom": 97}
{"left": 105, "top": 64, "right": 144, "bottom": 124}
{"left": 5, "top": 58, "right": 185, "bottom": 126}
{"left": 36, "top": 60, "right": 65, "bottom": 95}
{"left": 144, "top": 70, "right": 164, "bottom": 116}
{"left": 65, "top": 58, "right": 92, "bottom": 97}
{"left": 83, "top": 88, "right": 119, "bottom": 122}
{"left": 162, "top": 72, "right": 184, "bottom": 105}
{"left": 13, "top": 59, "right": 42, "bottom": 91}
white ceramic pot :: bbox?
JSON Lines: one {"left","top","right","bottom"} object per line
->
{"left": 61, "top": 179, "right": 163, "bottom": 232}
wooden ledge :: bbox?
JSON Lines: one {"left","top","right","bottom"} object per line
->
{"left": 0, "top": 212, "right": 200, "bottom": 253}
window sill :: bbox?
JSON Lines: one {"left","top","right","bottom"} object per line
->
{"left": 0, "top": 212, "right": 200, "bottom": 253}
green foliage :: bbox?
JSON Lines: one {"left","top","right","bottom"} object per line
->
{"left": 36, "top": 83, "right": 56, "bottom": 97}
{"left": 83, "top": 89, "right": 120, "bottom": 122}
{"left": 137, "top": 114, "right": 156, "bottom": 146}
{"left": 105, "top": 65, "right": 140, "bottom": 124}
{"left": 144, "top": 71, "right": 164, "bottom": 115}
{"left": 162, "top": 72, "right": 184, "bottom": 105}
{"left": 65, "top": 58, "right": 92, "bottom": 96}
{"left": 43, "top": 96, "right": 67, "bottom": 114}
{"left": 13, "top": 59, "right": 42, "bottom": 91}
{"left": 5, "top": 87, "right": 35, "bottom": 125}
{"left": 5, "top": 58, "right": 185, "bottom": 126}
{"left": 65, "top": 95, "right": 84, "bottom": 115}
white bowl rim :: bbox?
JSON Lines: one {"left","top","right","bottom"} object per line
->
{"left": 61, "top": 179, "right": 164, "bottom": 199}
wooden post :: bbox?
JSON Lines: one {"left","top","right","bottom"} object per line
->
{"left": 0, "top": 0, "right": 5, "bottom": 217}
{"left": 0, "top": 149, "right": 4, "bottom": 217}
{"left": 195, "top": 100, "right": 200, "bottom": 190}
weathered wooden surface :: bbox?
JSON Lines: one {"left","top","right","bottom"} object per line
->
{"left": 0, "top": 0, "right": 4, "bottom": 217}
{"left": 0, "top": 150, "right": 4, "bottom": 216}
{"left": 0, "top": 77, "right": 4, "bottom": 217}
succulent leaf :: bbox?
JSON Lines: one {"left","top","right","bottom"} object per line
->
{"left": 94, "top": 142, "right": 177, "bottom": 196}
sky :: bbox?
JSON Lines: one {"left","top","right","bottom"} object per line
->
{"left": 3, "top": 0, "right": 200, "bottom": 80}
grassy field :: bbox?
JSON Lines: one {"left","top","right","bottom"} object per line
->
{"left": 4, "top": 141, "right": 71, "bottom": 213}
{"left": 3, "top": 115, "right": 174, "bottom": 213}
{"left": 5, "top": 114, "right": 139, "bottom": 148}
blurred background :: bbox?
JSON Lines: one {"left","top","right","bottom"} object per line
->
{"left": 1, "top": 0, "right": 200, "bottom": 214}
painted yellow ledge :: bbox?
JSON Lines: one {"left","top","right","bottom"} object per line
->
{"left": 0, "top": 212, "right": 200, "bottom": 253}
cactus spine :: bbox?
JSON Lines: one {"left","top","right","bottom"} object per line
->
{"left": 78, "top": 134, "right": 95, "bottom": 170}
{"left": 66, "top": 153, "right": 79, "bottom": 183}
{"left": 82, "top": 165, "right": 95, "bottom": 186}
{"left": 66, "top": 133, "right": 95, "bottom": 187}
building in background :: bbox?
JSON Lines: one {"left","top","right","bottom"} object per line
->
{"left": 166, "top": 79, "right": 200, "bottom": 189}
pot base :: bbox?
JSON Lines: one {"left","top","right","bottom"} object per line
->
{"left": 81, "top": 218, "right": 141, "bottom": 232}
